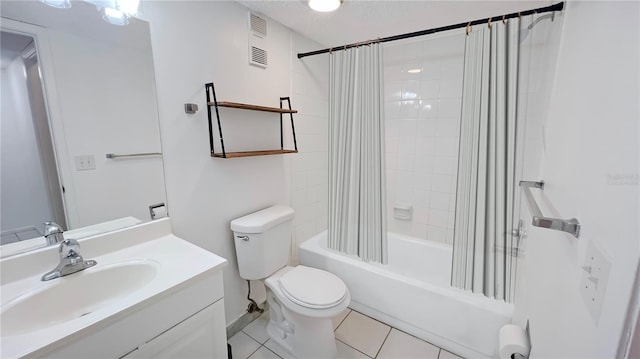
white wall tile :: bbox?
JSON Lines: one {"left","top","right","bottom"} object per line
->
{"left": 385, "top": 81, "right": 403, "bottom": 102}
{"left": 414, "top": 155, "right": 434, "bottom": 173}
{"left": 398, "top": 136, "right": 417, "bottom": 154}
{"left": 385, "top": 120, "right": 399, "bottom": 137}
{"left": 413, "top": 206, "right": 429, "bottom": 225}
{"left": 410, "top": 223, "right": 428, "bottom": 239}
{"left": 429, "top": 192, "right": 450, "bottom": 210}
{"left": 396, "top": 154, "right": 415, "bottom": 171}
{"left": 385, "top": 137, "right": 399, "bottom": 154}
{"left": 435, "top": 137, "right": 458, "bottom": 157}
{"left": 412, "top": 172, "right": 432, "bottom": 192}
{"left": 439, "top": 99, "right": 462, "bottom": 118}
{"left": 419, "top": 80, "right": 440, "bottom": 99}
{"left": 291, "top": 170, "right": 309, "bottom": 190}
{"left": 402, "top": 80, "right": 421, "bottom": 100}
{"left": 418, "top": 100, "right": 439, "bottom": 119}
{"left": 416, "top": 119, "right": 437, "bottom": 137}
{"left": 386, "top": 152, "right": 398, "bottom": 170}
{"left": 383, "top": 32, "right": 463, "bottom": 242}
{"left": 432, "top": 156, "right": 456, "bottom": 175}
{"left": 396, "top": 119, "right": 418, "bottom": 136}
{"left": 436, "top": 118, "right": 460, "bottom": 137}
{"left": 428, "top": 209, "right": 449, "bottom": 228}
{"left": 427, "top": 225, "right": 447, "bottom": 243}
{"left": 411, "top": 189, "right": 430, "bottom": 208}
{"left": 432, "top": 174, "right": 452, "bottom": 193}
{"left": 439, "top": 79, "right": 463, "bottom": 98}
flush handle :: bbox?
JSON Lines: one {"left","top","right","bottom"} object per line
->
{"left": 236, "top": 235, "right": 249, "bottom": 241}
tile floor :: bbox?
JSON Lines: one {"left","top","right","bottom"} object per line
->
{"left": 228, "top": 308, "right": 464, "bottom": 359}
{"left": 1, "top": 228, "right": 41, "bottom": 245}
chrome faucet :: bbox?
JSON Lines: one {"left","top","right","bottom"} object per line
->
{"left": 43, "top": 221, "right": 65, "bottom": 246}
{"left": 41, "top": 238, "right": 97, "bottom": 281}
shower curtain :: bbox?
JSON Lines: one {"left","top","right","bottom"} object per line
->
{"left": 451, "top": 19, "right": 520, "bottom": 302}
{"left": 328, "top": 43, "right": 387, "bottom": 264}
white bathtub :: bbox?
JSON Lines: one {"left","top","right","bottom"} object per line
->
{"left": 299, "top": 231, "right": 512, "bottom": 359}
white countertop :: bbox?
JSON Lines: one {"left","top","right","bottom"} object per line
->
{"left": 0, "top": 218, "right": 227, "bottom": 358}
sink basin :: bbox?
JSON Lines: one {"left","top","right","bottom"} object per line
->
{"left": 1, "top": 259, "right": 159, "bottom": 336}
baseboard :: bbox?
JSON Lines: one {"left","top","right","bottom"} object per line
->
{"left": 226, "top": 301, "right": 269, "bottom": 339}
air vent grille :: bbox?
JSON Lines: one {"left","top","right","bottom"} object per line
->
{"left": 250, "top": 14, "right": 267, "bottom": 37}
{"left": 250, "top": 46, "right": 268, "bottom": 68}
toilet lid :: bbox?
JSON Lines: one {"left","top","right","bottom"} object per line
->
{"left": 279, "top": 266, "right": 347, "bottom": 309}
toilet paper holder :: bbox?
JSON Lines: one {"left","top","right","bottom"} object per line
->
{"left": 149, "top": 203, "right": 168, "bottom": 220}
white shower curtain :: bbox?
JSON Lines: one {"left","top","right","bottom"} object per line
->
{"left": 328, "top": 44, "right": 387, "bottom": 264}
{"left": 452, "top": 19, "right": 520, "bottom": 301}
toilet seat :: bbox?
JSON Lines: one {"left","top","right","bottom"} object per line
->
{"left": 279, "top": 266, "right": 347, "bottom": 309}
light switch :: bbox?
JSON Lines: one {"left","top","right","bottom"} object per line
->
{"left": 580, "top": 240, "right": 612, "bottom": 325}
{"left": 74, "top": 155, "right": 96, "bottom": 171}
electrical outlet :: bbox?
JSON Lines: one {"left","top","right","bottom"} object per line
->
{"left": 74, "top": 155, "right": 96, "bottom": 171}
{"left": 580, "top": 240, "right": 612, "bottom": 325}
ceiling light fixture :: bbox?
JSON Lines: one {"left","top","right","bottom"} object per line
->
{"left": 96, "top": 0, "right": 141, "bottom": 26}
{"left": 100, "top": 0, "right": 140, "bottom": 25}
{"left": 41, "top": 0, "right": 142, "bottom": 26}
{"left": 101, "top": 6, "right": 129, "bottom": 25}
{"left": 308, "top": 0, "right": 341, "bottom": 13}
{"left": 41, "top": 0, "right": 71, "bottom": 8}
{"left": 407, "top": 68, "right": 423, "bottom": 74}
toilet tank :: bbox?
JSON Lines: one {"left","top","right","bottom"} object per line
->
{"left": 231, "top": 205, "right": 294, "bottom": 280}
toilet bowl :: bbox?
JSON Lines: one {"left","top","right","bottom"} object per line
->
{"left": 231, "top": 205, "right": 350, "bottom": 358}
{"left": 264, "top": 266, "right": 350, "bottom": 358}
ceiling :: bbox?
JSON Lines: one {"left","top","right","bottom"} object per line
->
{"left": 238, "top": 0, "right": 553, "bottom": 47}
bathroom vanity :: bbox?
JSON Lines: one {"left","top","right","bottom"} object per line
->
{"left": 0, "top": 218, "right": 228, "bottom": 358}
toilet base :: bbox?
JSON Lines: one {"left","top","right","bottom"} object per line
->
{"left": 266, "top": 290, "right": 338, "bottom": 359}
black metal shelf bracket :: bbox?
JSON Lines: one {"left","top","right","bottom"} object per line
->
{"left": 280, "top": 97, "right": 298, "bottom": 152}
{"left": 205, "top": 82, "right": 226, "bottom": 157}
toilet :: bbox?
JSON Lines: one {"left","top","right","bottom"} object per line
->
{"left": 231, "top": 205, "right": 350, "bottom": 359}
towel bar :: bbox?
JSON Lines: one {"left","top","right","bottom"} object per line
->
{"left": 519, "top": 180, "right": 581, "bottom": 238}
{"left": 106, "top": 152, "right": 162, "bottom": 159}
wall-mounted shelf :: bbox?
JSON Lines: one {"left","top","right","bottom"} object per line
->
{"left": 211, "top": 149, "right": 298, "bottom": 158}
{"left": 204, "top": 82, "right": 298, "bottom": 158}
{"left": 211, "top": 101, "right": 298, "bottom": 114}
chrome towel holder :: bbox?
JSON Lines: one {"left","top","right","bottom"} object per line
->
{"left": 519, "top": 180, "right": 581, "bottom": 238}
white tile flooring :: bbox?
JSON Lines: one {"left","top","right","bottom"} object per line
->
{"left": 0, "top": 228, "right": 41, "bottom": 245}
{"left": 228, "top": 308, "right": 464, "bottom": 359}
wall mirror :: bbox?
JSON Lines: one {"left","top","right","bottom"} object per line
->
{"left": 0, "top": 0, "right": 167, "bottom": 256}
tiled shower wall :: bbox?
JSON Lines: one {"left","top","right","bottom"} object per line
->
{"left": 384, "top": 32, "right": 465, "bottom": 245}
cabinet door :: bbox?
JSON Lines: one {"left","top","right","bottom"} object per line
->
{"left": 125, "top": 299, "right": 227, "bottom": 359}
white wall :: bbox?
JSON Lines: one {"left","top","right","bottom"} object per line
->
{"left": 384, "top": 33, "right": 464, "bottom": 244}
{"left": 144, "top": 1, "right": 328, "bottom": 324}
{"left": 0, "top": 56, "right": 53, "bottom": 236}
{"left": 513, "top": 2, "right": 639, "bottom": 357}
{"left": 290, "top": 33, "right": 330, "bottom": 264}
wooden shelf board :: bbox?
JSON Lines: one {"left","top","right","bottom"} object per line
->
{"left": 209, "top": 101, "right": 298, "bottom": 114}
{"left": 211, "top": 149, "right": 298, "bottom": 158}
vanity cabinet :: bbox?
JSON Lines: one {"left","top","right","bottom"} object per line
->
{"left": 123, "top": 300, "right": 227, "bottom": 358}
{"left": 39, "top": 270, "right": 228, "bottom": 359}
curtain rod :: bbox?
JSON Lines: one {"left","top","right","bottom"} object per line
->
{"left": 297, "top": 1, "right": 564, "bottom": 59}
